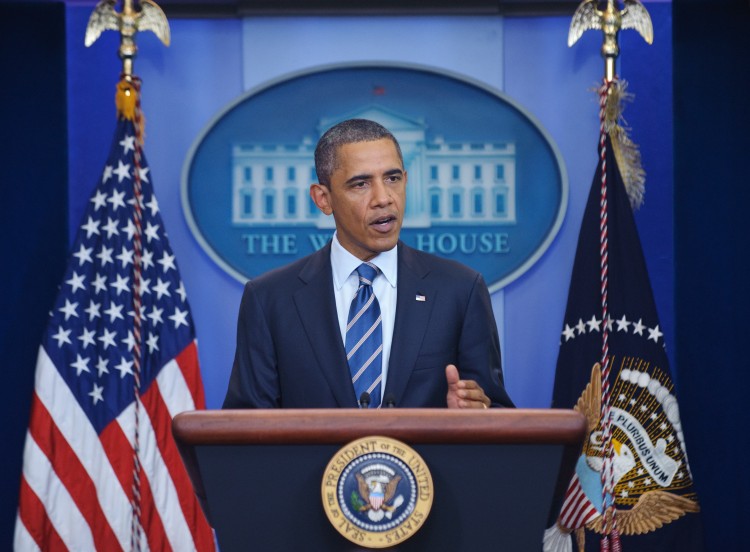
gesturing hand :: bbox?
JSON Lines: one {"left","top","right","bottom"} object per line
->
{"left": 445, "top": 364, "right": 490, "bottom": 409}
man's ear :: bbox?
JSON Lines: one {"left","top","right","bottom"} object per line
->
{"left": 310, "top": 183, "right": 333, "bottom": 215}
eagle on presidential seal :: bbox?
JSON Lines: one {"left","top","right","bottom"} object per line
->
{"left": 544, "top": 362, "right": 700, "bottom": 552}
{"left": 352, "top": 464, "right": 404, "bottom": 522}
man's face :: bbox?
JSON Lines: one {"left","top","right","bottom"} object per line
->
{"left": 311, "top": 139, "right": 407, "bottom": 261}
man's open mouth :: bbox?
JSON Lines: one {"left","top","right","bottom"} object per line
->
{"left": 371, "top": 215, "right": 396, "bottom": 227}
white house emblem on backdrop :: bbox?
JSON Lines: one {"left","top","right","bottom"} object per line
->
{"left": 231, "top": 107, "right": 516, "bottom": 231}
{"left": 182, "top": 64, "right": 567, "bottom": 290}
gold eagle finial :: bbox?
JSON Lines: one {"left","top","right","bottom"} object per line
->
{"left": 569, "top": 0, "right": 653, "bottom": 82}
{"left": 85, "top": 0, "right": 170, "bottom": 77}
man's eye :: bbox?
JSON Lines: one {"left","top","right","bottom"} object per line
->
{"left": 352, "top": 181, "right": 367, "bottom": 188}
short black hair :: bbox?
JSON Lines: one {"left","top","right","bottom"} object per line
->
{"left": 314, "top": 119, "right": 404, "bottom": 187}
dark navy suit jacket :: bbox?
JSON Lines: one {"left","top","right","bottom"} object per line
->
{"left": 223, "top": 242, "right": 513, "bottom": 408}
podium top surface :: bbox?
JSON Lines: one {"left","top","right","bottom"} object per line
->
{"left": 173, "top": 408, "right": 586, "bottom": 446}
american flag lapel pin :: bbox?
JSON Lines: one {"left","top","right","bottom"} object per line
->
{"left": 415, "top": 293, "right": 426, "bottom": 302}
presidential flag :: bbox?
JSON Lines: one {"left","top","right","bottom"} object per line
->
{"left": 544, "top": 82, "right": 702, "bottom": 551}
{"left": 14, "top": 82, "right": 215, "bottom": 551}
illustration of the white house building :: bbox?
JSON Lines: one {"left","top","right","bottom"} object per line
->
{"left": 231, "top": 107, "right": 516, "bottom": 228}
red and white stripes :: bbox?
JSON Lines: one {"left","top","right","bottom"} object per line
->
{"left": 15, "top": 342, "right": 214, "bottom": 552}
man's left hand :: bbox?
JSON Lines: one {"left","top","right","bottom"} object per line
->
{"left": 445, "top": 364, "right": 490, "bottom": 409}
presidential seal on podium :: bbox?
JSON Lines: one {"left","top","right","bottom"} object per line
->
{"left": 321, "top": 436, "right": 434, "bottom": 549}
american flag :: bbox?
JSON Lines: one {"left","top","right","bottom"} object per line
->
{"left": 14, "top": 115, "right": 215, "bottom": 551}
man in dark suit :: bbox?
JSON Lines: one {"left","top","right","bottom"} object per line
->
{"left": 224, "top": 119, "right": 513, "bottom": 409}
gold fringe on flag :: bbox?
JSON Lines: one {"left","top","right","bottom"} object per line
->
{"left": 115, "top": 78, "right": 137, "bottom": 121}
{"left": 115, "top": 77, "right": 145, "bottom": 143}
{"left": 603, "top": 80, "right": 646, "bottom": 210}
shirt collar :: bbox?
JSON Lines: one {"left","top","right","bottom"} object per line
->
{"left": 331, "top": 233, "right": 398, "bottom": 290}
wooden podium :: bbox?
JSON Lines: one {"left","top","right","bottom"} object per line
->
{"left": 173, "top": 409, "right": 585, "bottom": 551}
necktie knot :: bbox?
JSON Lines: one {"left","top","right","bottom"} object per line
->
{"left": 356, "top": 262, "right": 379, "bottom": 286}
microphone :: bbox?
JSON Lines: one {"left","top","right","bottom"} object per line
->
{"left": 358, "top": 392, "right": 371, "bottom": 409}
{"left": 383, "top": 394, "right": 396, "bottom": 408}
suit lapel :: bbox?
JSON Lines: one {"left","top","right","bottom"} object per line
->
{"left": 293, "top": 244, "right": 356, "bottom": 407}
{"left": 385, "top": 243, "right": 437, "bottom": 405}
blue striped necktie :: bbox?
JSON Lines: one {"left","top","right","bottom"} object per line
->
{"left": 346, "top": 262, "right": 383, "bottom": 408}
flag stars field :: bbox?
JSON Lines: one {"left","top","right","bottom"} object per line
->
{"left": 586, "top": 315, "right": 601, "bottom": 332}
{"left": 176, "top": 282, "right": 187, "bottom": 302}
{"left": 89, "top": 383, "right": 104, "bottom": 405}
{"left": 146, "top": 333, "right": 159, "bottom": 353}
{"left": 560, "top": 312, "right": 665, "bottom": 346}
{"left": 575, "top": 319, "right": 586, "bottom": 335}
{"left": 73, "top": 244, "right": 94, "bottom": 265}
{"left": 71, "top": 354, "right": 90, "bottom": 376}
{"left": 144, "top": 221, "right": 160, "bottom": 243}
{"left": 119, "top": 134, "right": 135, "bottom": 153}
{"left": 116, "top": 246, "right": 134, "bottom": 267}
{"left": 52, "top": 327, "right": 71, "bottom": 347}
{"left": 145, "top": 194, "right": 158, "bottom": 215}
{"left": 96, "top": 357, "right": 109, "bottom": 377}
{"left": 103, "top": 302, "right": 123, "bottom": 323}
{"left": 100, "top": 166, "right": 113, "bottom": 185}
{"left": 102, "top": 217, "right": 120, "bottom": 237}
{"left": 139, "top": 277, "right": 152, "bottom": 295}
{"left": 153, "top": 278, "right": 170, "bottom": 299}
{"left": 122, "top": 218, "right": 136, "bottom": 240}
{"left": 141, "top": 249, "right": 154, "bottom": 269}
{"left": 97, "top": 245, "right": 114, "bottom": 266}
{"left": 85, "top": 300, "right": 101, "bottom": 320}
{"left": 122, "top": 330, "right": 136, "bottom": 351}
{"left": 615, "top": 315, "right": 630, "bottom": 332}
{"left": 108, "top": 188, "right": 127, "bottom": 210}
{"left": 115, "top": 357, "right": 134, "bottom": 378}
{"left": 98, "top": 328, "right": 117, "bottom": 350}
{"left": 81, "top": 216, "right": 100, "bottom": 238}
{"left": 158, "top": 251, "right": 175, "bottom": 272}
{"left": 66, "top": 272, "right": 86, "bottom": 293}
{"left": 113, "top": 160, "right": 130, "bottom": 182}
{"left": 169, "top": 307, "right": 189, "bottom": 329}
{"left": 92, "top": 273, "right": 107, "bottom": 293}
{"left": 59, "top": 299, "right": 79, "bottom": 321}
{"left": 147, "top": 306, "right": 164, "bottom": 326}
{"left": 110, "top": 274, "right": 130, "bottom": 295}
{"left": 138, "top": 166, "right": 150, "bottom": 184}
{"left": 78, "top": 328, "right": 96, "bottom": 349}
{"left": 633, "top": 319, "right": 645, "bottom": 335}
{"left": 647, "top": 325, "right": 663, "bottom": 343}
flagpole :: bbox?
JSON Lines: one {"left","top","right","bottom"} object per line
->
{"left": 568, "top": 2, "right": 653, "bottom": 550}
{"left": 84, "top": 3, "right": 170, "bottom": 550}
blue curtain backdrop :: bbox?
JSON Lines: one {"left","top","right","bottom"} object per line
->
{"left": 674, "top": 1, "right": 750, "bottom": 548}
{"left": 0, "top": 2, "right": 68, "bottom": 548}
